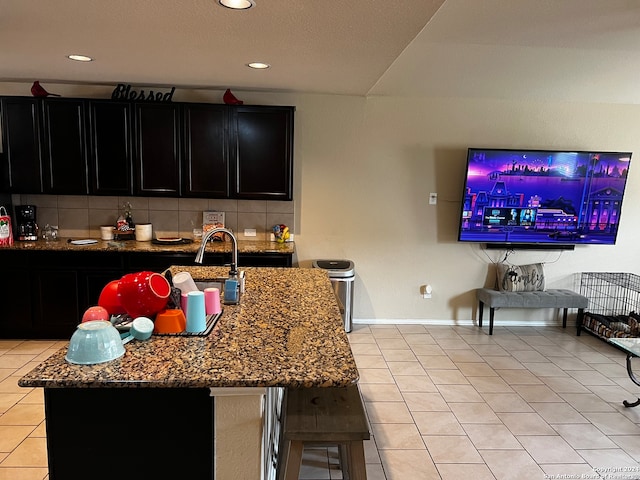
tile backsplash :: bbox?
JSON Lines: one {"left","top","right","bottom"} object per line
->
{"left": 12, "top": 194, "right": 295, "bottom": 241}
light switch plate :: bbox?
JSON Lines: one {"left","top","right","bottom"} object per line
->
{"left": 429, "top": 193, "right": 438, "bottom": 205}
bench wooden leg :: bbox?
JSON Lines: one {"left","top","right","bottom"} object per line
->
{"left": 478, "top": 301, "right": 484, "bottom": 328}
{"left": 278, "top": 439, "right": 304, "bottom": 480}
{"left": 339, "top": 444, "right": 348, "bottom": 478}
{"left": 489, "top": 307, "right": 495, "bottom": 335}
{"left": 345, "top": 441, "right": 367, "bottom": 480}
{"left": 562, "top": 308, "right": 568, "bottom": 328}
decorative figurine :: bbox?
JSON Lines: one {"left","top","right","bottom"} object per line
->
{"left": 223, "top": 88, "right": 243, "bottom": 105}
{"left": 273, "top": 224, "right": 290, "bottom": 243}
{"left": 31, "top": 81, "right": 60, "bottom": 97}
{"left": 117, "top": 202, "right": 134, "bottom": 231}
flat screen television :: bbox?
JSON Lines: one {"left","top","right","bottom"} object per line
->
{"left": 457, "top": 148, "right": 632, "bottom": 248}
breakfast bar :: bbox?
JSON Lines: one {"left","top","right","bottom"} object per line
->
{"left": 19, "top": 267, "right": 358, "bottom": 480}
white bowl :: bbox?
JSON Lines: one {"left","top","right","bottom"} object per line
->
{"left": 65, "top": 320, "right": 126, "bottom": 365}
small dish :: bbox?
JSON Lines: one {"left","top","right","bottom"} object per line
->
{"left": 69, "top": 239, "right": 98, "bottom": 245}
{"left": 152, "top": 238, "right": 193, "bottom": 245}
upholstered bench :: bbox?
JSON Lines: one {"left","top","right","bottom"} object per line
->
{"left": 476, "top": 288, "right": 589, "bottom": 335}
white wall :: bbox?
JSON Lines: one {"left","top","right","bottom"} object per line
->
{"left": 293, "top": 95, "right": 640, "bottom": 324}
{"left": 3, "top": 82, "right": 640, "bottom": 324}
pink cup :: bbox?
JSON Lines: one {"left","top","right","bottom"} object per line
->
{"left": 204, "top": 287, "right": 221, "bottom": 315}
{"left": 181, "top": 292, "right": 189, "bottom": 316}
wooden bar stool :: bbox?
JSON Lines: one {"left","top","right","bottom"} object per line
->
{"left": 277, "top": 385, "right": 370, "bottom": 480}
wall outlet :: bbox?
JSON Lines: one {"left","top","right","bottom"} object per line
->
{"left": 244, "top": 228, "right": 257, "bottom": 237}
{"left": 420, "top": 284, "right": 432, "bottom": 298}
{"left": 429, "top": 193, "right": 438, "bottom": 205}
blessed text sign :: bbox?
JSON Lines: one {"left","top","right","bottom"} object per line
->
{"left": 111, "top": 84, "right": 175, "bottom": 102}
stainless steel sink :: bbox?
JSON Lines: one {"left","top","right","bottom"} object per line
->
{"left": 194, "top": 278, "right": 228, "bottom": 291}
{"left": 195, "top": 271, "right": 245, "bottom": 305}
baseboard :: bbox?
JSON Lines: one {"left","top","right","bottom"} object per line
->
{"left": 353, "top": 318, "right": 577, "bottom": 328}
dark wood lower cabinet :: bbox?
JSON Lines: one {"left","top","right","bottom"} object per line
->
{"left": 0, "top": 267, "right": 32, "bottom": 338}
{"left": 45, "top": 387, "right": 214, "bottom": 480}
{"left": 0, "top": 250, "right": 292, "bottom": 339}
{"left": 31, "top": 269, "right": 81, "bottom": 338}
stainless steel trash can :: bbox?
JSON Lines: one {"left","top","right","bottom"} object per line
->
{"left": 312, "top": 260, "right": 355, "bottom": 332}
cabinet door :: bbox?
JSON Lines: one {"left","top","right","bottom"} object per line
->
{"left": 239, "top": 253, "right": 292, "bottom": 267}
{"left": 84, "top": 271, "right": 123, "bottom": 310}
{"left": 134, "top": 103, "right": 181, "bottom": 196}
{"left": 32, "top": 269, "right": 81, "bottom": 338}
{"left": 41, "top": 99, "right": 89, "bottom": 194}
{"left": 0, "top": 97, "right": 43, "bottom": 192}
{"left": 0, "top": 251, "right": 33, "bottom": 338}
{"left": 230, "top": 106, "right": 294, "bottom": 200}
{"left": 46, "top": 388, "right": 214, "bottom": 480}
{"left": 30, "top": 252, "right": 124, "bottom": 339}
{"left": 183, "top": 104, "right": 228, "bottom": 197}
{"left": 88, "top": 101, "right": 133, "bottom": 195}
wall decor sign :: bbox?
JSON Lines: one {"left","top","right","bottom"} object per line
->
{"left": 111, "top": 84, "right": 176, "bottom": 102}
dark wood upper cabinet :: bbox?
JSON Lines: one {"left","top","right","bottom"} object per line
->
{"left": 88, "top": 100, "right": 133, "bottom": 195}
{"left": 41, "top": 99, "right": 89, "bottom": 194}
{"left": 1, "top": 96, "right": 294, "bottom": 200}
{"left": 183, "top": 103, "right": 228, "bottom": 197}
{"left": 230, "top": 106, "right": 294, "bottom": 200}
{"left": 0, "top": 97, "right": 43, "bottom": 192}
{"left": 134, "top": 103, "right": 181, "bottom": 196}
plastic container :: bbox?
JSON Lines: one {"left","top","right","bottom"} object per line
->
{"left": 154, "top": 309, "right": 187, "bottom": 334}
{"left": 117, "top": 271, "right": 171, "bottom": 318}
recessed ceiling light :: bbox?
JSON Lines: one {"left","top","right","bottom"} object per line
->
{"left": 247, "top": 62, "right": 270, "bottom": 70}
{"left": 218, "top": 0, "right": 255, "bottom": 10}
{"left": 67, "top": 54, "right": 93, "bottom": 62}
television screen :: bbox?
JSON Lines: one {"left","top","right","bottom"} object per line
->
{"left": 457, "top": 148, "right": 632, "bottom": 247}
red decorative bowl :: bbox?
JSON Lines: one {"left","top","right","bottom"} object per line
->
{"left": 98, "top": 280, "right": 127, "bottom": 315}
{"left": 117, "top": 271, "right": 171, "bottom": 318}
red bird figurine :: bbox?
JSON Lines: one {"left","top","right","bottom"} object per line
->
{"left": 31, "top": 81, "right": 60, "bottom": 98}
{"left": 223, "top": 88, "right": 243, "bottom": 105}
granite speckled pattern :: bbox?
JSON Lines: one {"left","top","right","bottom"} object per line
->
{"left": 19, "top": 267, "right": 358, "bottom": 389}
{"left": 4, "top": 237, "right": 294, "bottom": 255}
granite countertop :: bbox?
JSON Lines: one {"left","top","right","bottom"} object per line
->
{"left": 19, "top": 267, "right": 357, "bottom": 389}
{"left": 4, "top": 237, "right": 294, "bottom": 255}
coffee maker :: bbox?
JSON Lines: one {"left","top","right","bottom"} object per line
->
{"left": 16, "top": 205, "right": 38, "bottom": 241}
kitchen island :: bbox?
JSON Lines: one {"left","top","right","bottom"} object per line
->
{"left": 19, "top": 267, "right": 357, "bottom": 480}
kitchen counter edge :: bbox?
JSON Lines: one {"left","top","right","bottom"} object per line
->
{"left": 1, "top": 238, "right": 294, "bottom": 255}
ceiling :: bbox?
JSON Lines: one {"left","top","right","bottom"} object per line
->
{"left": 2, "top": 0, "right": 640, "bottom": 103}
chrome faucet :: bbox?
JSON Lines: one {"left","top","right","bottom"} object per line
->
{"left": 194, "top": 227, "right": 238, "bottom": 276}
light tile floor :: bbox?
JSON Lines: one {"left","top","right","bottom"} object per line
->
{"left": 299, "top": 324, "right": 640, "bottom": 480}
{"left": 2, "top": 325, "right": 640, "bottom": 480}
{"left": 0, "top": 339, "right": 65, "bottom": 480}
